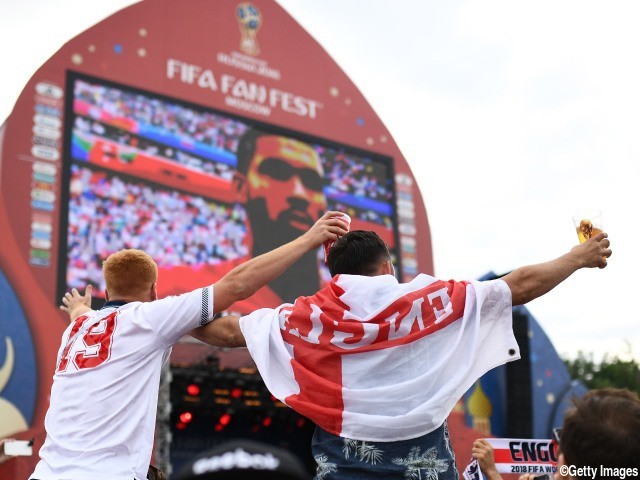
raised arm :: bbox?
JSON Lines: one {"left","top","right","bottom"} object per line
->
{"left": 502, "top": 232, "right": 612, "bottom": 305}
{"left": 212, "top": 210, "right": 349, "bottom": 313}
{"left": 60, "top": 285, "right": 93, "bottom": 321}
{"left": 189, "top": 315, "right": 244, "bottom": 347}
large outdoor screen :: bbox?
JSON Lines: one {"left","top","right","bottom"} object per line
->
{"left": 58, "top": 72, "right": 400, "bottom": 309}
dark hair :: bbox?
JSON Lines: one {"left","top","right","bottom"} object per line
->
{"left": 327, "top": 230, "right": 391, "bottom": 277}
{"left": 236, "top": 128, "right": 264, "bottom": 175}
{"left": 561, "top": 388, "right": 640, "bottom": 469}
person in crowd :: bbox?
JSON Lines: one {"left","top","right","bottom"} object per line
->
{"left": 29, "top": 212, "right": 347, "bottom": 480}
{"left": 472, "top": 388, "right": 640, "bottom": 480}
{"left": 554, "top": 388, "right": 640, "bottom": 479}
{"left": 233, "top": 128, "right": 328, "bottom": 302}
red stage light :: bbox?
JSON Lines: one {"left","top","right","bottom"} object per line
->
{"left": 296, "top": 418, "right": 306, "bottom": 428}
{"left": 231, "top": 388, "right": 242, "bottom": 398}
{"left": 219, "top": 413, "right": 231, "bottom": 426}
{"left": 214, "top": 424, "right": 224, "bottom": 432}
{"left": 179, "top": 411, "right": 193, "bottom": 423}
{"left": 187, "top": 384, "right": 200, "bottom": 396}
{"left": 262, "top": 416, "right": 272, "bottom": 427}
{"left": 176, "top": 422, "right": 187, "bottom": 430}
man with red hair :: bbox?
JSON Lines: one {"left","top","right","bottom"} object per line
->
{"left": 29, "top": 212, "right": 348, "bottom": 480}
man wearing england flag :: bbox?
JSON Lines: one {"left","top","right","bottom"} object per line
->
{"left": 190, "top": 229, "right": 611, "bottom": 479}
{"left": 29, "top": 212, "right": 348, "bottom": 480}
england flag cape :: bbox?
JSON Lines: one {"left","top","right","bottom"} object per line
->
{"left": 240, "top": 273, "right": 519, "bottom": 442}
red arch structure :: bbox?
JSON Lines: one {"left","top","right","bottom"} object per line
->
{"left": 0, "top": 1, "right": 433, "bottom": 477}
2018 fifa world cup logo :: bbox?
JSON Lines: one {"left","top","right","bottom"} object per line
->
{"left": 236, "top": 2, "right": 262, "bottom": 56}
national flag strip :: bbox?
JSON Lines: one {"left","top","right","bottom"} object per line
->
{"left": 465, "top": 438, "right": 559, "bottom": 476}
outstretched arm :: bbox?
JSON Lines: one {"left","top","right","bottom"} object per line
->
{"left": 502, "top": 232, "right": 612, "bottom": 305}
{"left": 189, "top": 315, "right": 244, "bottom": 347}
{"left": 60, "top": 285, "right": 93, "bottom": 321}
{"left": 213, "top": 210, "right": 349, "bottom": 313}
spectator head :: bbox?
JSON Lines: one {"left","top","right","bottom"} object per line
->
{"left": 235, "top": 129, "right": 327, "bottom": 237}
{"left": 558, "top": 388, "right": 640, "bottom": 476}
{"left": 327, "top": 230, "right": 393, "bottom": 277}
{"left": 103, "top": 249, "right": 158, "bottom": 302}
{"left": 175, "top": 439, "right": 309, "bottom": 480}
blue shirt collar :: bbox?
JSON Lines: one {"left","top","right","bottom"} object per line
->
{"left": 102, "top": 300, "right": 129, "bottom": 309}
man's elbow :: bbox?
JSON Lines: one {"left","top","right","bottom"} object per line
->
{"left": 511, "top": 291, "right": 525, "bottom": 306}
{"left": 502, "top": 272, "right": 530, "bottom": 306}
{"left": 214, "top": 326, "right": 245, "bottom": 348}
{"left": 227, "top": 331, "right": 246, "bottom": 348}
{"left": 223, "top": 273, "right": 251, "bottom": 303}
{"left": 503, "top": 280, "right": 525, "bottom": 306}
{"left": 509, "top": 283, "right": 539, "bottom": 306}
{"left": 190, "top": 327, "right": 214, "bottom": 346}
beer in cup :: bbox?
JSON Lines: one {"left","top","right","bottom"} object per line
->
{"left": 572, "top": 211, "right": 603, "bottom": 244}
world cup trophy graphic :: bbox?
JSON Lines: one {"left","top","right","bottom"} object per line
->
{"left": 236, "top": 2, "right": 262, "bottom": 56}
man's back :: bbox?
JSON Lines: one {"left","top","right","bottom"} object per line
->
{"left": 239, "top": 273, "right": 514, "bottom": 480}
{"left": 33, "top": 287, "right": 213, "bottom": 480}
{"left": 240, "top": 273, "right": 517, "bottom": 441}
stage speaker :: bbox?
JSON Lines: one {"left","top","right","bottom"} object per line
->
{"left": 506, "top": 308, "right": 533, "bottom": 437}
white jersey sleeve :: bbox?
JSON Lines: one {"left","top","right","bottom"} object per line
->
{"left": 137, "top": 285, "right": 214, "bottom": 346}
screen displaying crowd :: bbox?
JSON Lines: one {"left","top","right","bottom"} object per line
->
{"left": 72, "top": 117, "right": 236, "bottom": 181}
{"left": 66, "top": 164, "right": 249, "bottom": 294}
{"left": 63, "top": 75, "right": 399, "bottom": 297}
{"left": 74, "top": 79, "right": 248, "bottom": 156}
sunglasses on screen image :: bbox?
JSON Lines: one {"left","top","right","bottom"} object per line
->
{"left": 258, "top": 157, "right": 325, "bottom": 192}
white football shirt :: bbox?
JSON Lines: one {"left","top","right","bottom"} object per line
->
{"left": 31, "top": 285, "right": 214, "bottom": 480}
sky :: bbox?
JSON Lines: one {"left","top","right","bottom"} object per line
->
{"left": 0, "top": 0, "right": 638, "bottom": 361}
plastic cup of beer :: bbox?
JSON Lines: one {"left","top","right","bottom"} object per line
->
{"left": 324, "top": 213, "right": 351, "bottom": 264}
{"left": 572, "top": 211, "right": 603, "bottom": 244}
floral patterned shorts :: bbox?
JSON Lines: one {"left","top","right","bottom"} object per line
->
{"left": 311, "top": 421, "right": 459, "bottom": 480}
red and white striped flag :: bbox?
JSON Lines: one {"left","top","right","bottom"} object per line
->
{"left": 240, "top": 273, "right": 519, "bottom": 441}
{"left": 475, "top": 438, "right": 559, "bottom": 475}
